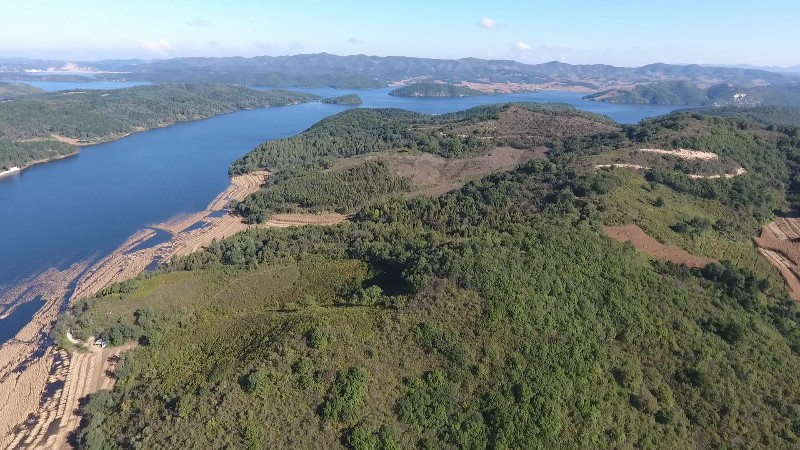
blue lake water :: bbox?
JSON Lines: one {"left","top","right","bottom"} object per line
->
{"left": 0, "top": 84, "right": 680, "bottom": 325}
{"left": 5, "top": 80, "right": 150, "bottom": 92}
{"left": 0, "top": 297, "right": 45, "bottom": 343}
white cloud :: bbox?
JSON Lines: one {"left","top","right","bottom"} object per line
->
{"left": 479, "top": 18, "right": 498, "bottom": 29}
{"left": 516, "top": 41, "right": 531, "bottom": 51}
{"left": 139, "top": 38, "right": 174, "bottom": 54}
{"left": 185, "top": 19, "right": 212, "bottom": 27}
{"left": 348, "top": 38, "right": 367, "bottom": 45}
{"left": 511, "top": 41, "right": 571, "bottom": 63}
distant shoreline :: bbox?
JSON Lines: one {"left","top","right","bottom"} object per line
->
{"left": 13, "top": 152, "right": 79, "bottom": 174}
{"left": 6, "top": 103, "right": 286, "bottom": 173}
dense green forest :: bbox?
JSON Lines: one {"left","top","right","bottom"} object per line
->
{"left": 0, "top": 138, "right": 74, "bottom": 170}
{"left": 388, "top": 82, "right": 485, "bottom": 98}
{"left": 689, "top": 105, "right": 800, "bottom": 127}
{"left": 0, "top": 81, "right": 42, "bottom": 100}
{"left": 0, "top": 83, "right": 318, "bottom": 168}
{"left": 584, "top": 81, "right": 710, "bottom": 105}
{"left": 59, "top": 104, "right": 800, "bottom": 449}
{"left": 321, "top": 94, "right": 363, "bottom": 105}
{"left": 586, "top": 81, "right": 800, "bottom": 107}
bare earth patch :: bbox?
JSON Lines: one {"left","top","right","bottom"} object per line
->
{"left": 394, "top": 147, "right": 545, "bottom": 196}
{"left": 639, "top": 148, "right": 719, "bottom": 160}
{"left": 595, "top": 163, "right": 651, "bottom": 171}
{"left": 336, "top": 147, "right": 545, "bottom": 197}
{"left": 688, "top": 167, "right": 748, "bottom": 179}
{"left": 595, "top": 159, "right": 746, "bottom": 180}
{"left": 263, "top": 213, "right": 349, "bottom": 228}
{"left": 604, "top": 225, "right": 712, "bottom": 268}
{"left": 50, "top": 134, "right": 89, "bottom": 146}
{"left": 754, "top": 217, "right": 800, "bottom": 300}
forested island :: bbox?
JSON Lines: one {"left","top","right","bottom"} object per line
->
{"left": 321, "top": 93, "right": 363, "bottom": 105}
{"left": 585, "top": 80, "right": 800, "bottom": 107}
{"left": 59, "top": 102, "right": 800, "bottom": 449}
{"left": 388, "top": 82, "right": 486, "bottom": 97}
{"left": 0, "top": 84, "right": 318, "bottom": 170}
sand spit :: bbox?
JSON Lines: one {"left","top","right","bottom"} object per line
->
{"left": 206, "top": 171, "right": 269, "bottom": 211}
{"left": 639, "top": 148, "right": 719, "bottom": 160}
{"left": 151, "top": 211, "right": 211, "bottom": 234}
{"left": 0, "top": 172, "right": 273, "bottom": 448}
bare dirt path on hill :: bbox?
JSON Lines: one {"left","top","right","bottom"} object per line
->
{"left": 603, "top": 225, "right": 712, "bottom": 268}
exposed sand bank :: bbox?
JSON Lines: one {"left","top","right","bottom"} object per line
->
{"left": 0, "top": 166, "right": 20, "bottom": 177}
{"left": 0, "top": 262, "right": 89, "bottom": 447}
{"left": 0, "top": 172, "right": 273, "bottom": 448}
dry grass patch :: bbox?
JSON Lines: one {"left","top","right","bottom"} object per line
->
{"left": 333, "top": 147, "right": 544, "bottom": 197}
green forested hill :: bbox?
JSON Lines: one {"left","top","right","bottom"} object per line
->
{"left": 321, "top": 94, "right": 363, "bottom": 105}
{"left": 689, "top": 105, "right": 800, "bottom": 128}
{"left": 60, "top": 105, "right": 800, "bottom": 449}
{"left": 388, "top": 82, "right": 485, "bottom": 97}
{"left": 0, "top": 81, "right": 42, "bottom": 100}
{"left": 584, "top": 81, "right": 710, "bottom": 105}
{"left": 586, "top": 81, "right": 800, "bottom": 107}
{"left": 0, "top": 84, "right": 318, "bottom": 169}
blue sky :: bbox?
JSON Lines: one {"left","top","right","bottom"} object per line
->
{"left": 3, "top": 0, "right": 798, "bottom": 67}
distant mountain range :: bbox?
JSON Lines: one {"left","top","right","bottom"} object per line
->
{"left": 1, "top": 53, "right": 798, "bottom": 90}
{"left": 700, "top": 63, "right": 800, "bottom": 74}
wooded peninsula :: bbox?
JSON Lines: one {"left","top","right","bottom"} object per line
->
{"left": 0, "top": 84, "right": 318, "bottom": 170}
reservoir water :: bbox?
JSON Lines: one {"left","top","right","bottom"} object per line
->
{"left": 2, "top": 80, "right": 150, "bottom": 92}
{"left": 0, "top": 84, "right": 679, "bottom": 334}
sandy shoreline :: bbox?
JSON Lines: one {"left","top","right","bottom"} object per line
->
{"left": 0, "top": 170, "right": 351, "bottom": 448}
{"left": 0, "top": 171, "right": 274, "bottom": 448}
{"left": 0, "top": 166, "right": 20, "bottom": 177}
